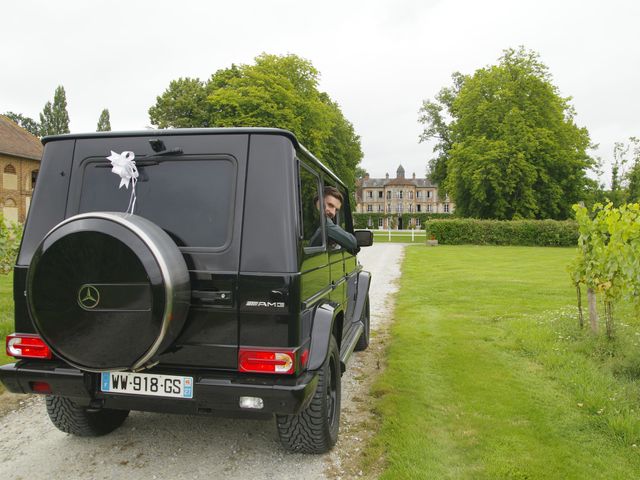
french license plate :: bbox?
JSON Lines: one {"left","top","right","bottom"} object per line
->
{"left": 101, "top": 371, "right": 193, "bottom": 399}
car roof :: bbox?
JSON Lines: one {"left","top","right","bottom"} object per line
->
{"left": 41, "top": 127, "right": 345, "bottom": 188}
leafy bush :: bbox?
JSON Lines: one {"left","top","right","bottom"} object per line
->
{"left": 424, "top": 218, "right": 578, "bottom": 246}
{"left": 0, "top": 217, "right": 22, "bottom": 274}
{"left": 569, "top": 202, "right": 640, "bottom": 336}
{"left": 570, "top": 203, "right": 640, "bottom": 300}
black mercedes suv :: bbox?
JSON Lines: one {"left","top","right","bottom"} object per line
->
{"left": 0, "top": 128, "right": 373, "bottom": 453}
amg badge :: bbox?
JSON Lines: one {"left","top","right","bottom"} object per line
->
{"left": 245, "top": 301, "right": 286, "bottom": 308}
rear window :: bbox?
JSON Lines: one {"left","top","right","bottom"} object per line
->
{"left": 78, "top": 156, "right": 236, "bottom": 248}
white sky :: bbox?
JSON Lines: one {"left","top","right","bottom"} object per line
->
{"left": 2, "top": 0, "right": 639, "bottom": 183}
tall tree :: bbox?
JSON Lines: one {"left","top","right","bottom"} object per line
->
{"left": 608, "top": 140, "right": 630, "bottom": 205}
{"left": 355, "top": 166, "right": 368, "bottom": 179}
{"left": 3, "top": 111, "right": 40, "bottom": 136}
{"left": 148, "top": 78, "right": 211, "bottom": 128}
{"left": 39, "top": 85, "right": 70, "bottom": 136}
{"left": 97, "top": 108, "right": 111, "bottom": 132}
{"left": 419, "top": 47, "right": 593, "bottom": 219}
{"left": 623, "top": 137, "right": 640, "bottom": 202}
{"left": 149, "top": 54, "right": 363, "bottom": 189}
{"left": 418, "top": 72, "right": 464, "bottom": 187}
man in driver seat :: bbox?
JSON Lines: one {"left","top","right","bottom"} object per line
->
{"left": 310, "top": 186, "right": 357, "bottom": 252}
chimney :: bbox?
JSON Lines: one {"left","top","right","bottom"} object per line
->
{"left": 413, "top": 172, "right": 416, "bottom": 179}
{"left": 385, "top": 173, "right": 389, "bottom": 179}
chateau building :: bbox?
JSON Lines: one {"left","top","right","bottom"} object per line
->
{"left": 355, "top": 165, "right": 454, "bottom": 229}
{"left": 0, "top": 115, "right": 42, "bottom": 224}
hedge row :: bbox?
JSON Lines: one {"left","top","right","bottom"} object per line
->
{"left": 423, "top": 219, "right": 578, "bottom": 247}
{"left": 352, "top": 213, "right": 453, "bottom": 229}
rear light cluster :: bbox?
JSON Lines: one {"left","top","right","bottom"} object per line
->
{"left": 6, "top": 333, "right": 52, "bottom": 359}
{"left": 238, "top": 347, "right": 309, "bottom": 375}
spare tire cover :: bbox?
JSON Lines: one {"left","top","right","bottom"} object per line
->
{"left": 26, "top": 212, "right": 190, "bottom": 372}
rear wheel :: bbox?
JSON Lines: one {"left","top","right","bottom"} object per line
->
{"left": 354, "top": 296, "right": 370, "bottom": 351}
{"left": 46, "top": 395, "right": 129, "bottom": 436}
{"left": 276, "top": 336, "right": 341, "bottom": 454}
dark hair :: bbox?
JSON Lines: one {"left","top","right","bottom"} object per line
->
{"left": 314, "top": 186, "right": 344, "bottom": 205}
{"left": 323, "top": 186, "right": 343, "bottom": 204}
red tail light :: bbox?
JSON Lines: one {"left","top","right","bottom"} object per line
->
{"left": 6, "top": 333, "right": 52, "bottom": 359}
{"left": 238, "top": 348, "right": 297, "bottom": 374}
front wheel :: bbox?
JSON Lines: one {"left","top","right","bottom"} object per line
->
{"left": 46, "top": 395, "right": 129, "bottom": 436}
{"left": 276, "top": 336, "right": 341, "bottom": 453}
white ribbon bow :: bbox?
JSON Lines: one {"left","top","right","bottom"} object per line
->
{"left": 107, "top": 150, "right": 139, "bottom": 214}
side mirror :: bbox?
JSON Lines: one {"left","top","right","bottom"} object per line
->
{"left": 354, "top": 230, "right": 373, "bottom": 247}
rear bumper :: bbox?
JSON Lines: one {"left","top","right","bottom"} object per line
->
{"left": 0, "top": 360, "right": 319, "bottom": 416}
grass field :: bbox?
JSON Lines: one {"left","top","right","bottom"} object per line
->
{"left": 364, "top": 245, "right": 640, "bottom": 479}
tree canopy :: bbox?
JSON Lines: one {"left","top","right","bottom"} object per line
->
{"left": 149, "top": 54, "right": 363, "bottom": 190}
{"left": 3, "top": 111, "right": 40, "bottom": 136}
{"left": 419, "top": 47, "right": 593, "bottom": 220}
{"left": 39, "top": 85, "right": 70, "bottom": 136}
{"left": 5, "top": 85, "right": 71, "bottom": 137}
{"left": 97, "top": 108, "right": 111, "bottom": 132}
{"left": 603, "top": 137, "right": 640, "bottom": 205}
{"left": 624, "top": 138, "right": 640, "bottom": 202}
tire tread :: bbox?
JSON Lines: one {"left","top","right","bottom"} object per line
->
{"left": 46, "top": 395, "right": 129, "bottom": 437}
{"left": 276, "top": 337, "right": 340, "bottom": 453}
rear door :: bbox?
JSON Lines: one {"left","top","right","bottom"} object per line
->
{"left": 67, "top": 133, "right": 248, "bottom": 369}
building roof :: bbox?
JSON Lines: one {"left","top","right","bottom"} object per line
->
{"left": 386, "top": 177, "right": 418, "bottom": 186}
{"left": 359, "top": 178, "right": 387, "bottom": 187}
{"left": 0, "top": 115, "right": 43, "bottom": 161}
{"left": 359, "top": 167, "right": 438, "bottom": 189}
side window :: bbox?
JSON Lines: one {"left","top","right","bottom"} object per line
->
{"left": 324, "top": 179, "right": 350, "bottom": 250}
{"left": 299, "top": 161, "right": 324, "bottom": 250}
{"left": 338, "top": 186, "right": 352, "bottom": 232}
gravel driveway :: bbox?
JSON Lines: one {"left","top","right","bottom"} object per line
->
{"left": 0, "top": 243, "right": 405, "bottom": 480}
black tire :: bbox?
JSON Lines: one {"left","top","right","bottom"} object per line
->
{"left": 46, "top": 395, "right": 129, "bottom": 437}
{"left": 354, "top": 296, "right": 370, "bottom": 351}
{"left": 276, "top": 336, "right": 341, "bottom": 454}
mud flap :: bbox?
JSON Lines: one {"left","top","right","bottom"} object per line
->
{"left": 307, "top": 303, "right": 337, "bottom": 371}
{"left": 352, "top": 271, "right": 371, "bottom": 324}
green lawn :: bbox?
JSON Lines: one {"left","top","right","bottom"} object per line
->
{"left": 365, "top": 245, "right": 640, "bottom": 479}
{"left": 0, "top": 272, "right": 13, "bottom": 392}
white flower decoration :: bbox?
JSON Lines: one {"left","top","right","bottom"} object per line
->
{"left": 106, "top": 150, "right": 139, "bottom": 214}
{"left": 107, "top": 150, "right": 138, "bottom": 189}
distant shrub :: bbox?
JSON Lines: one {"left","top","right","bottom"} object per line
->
{"left": 424, "top": 219, "right": 578, "bottom": 247}
{"left": 0, "top": 217, "right": 22, "bottom": 274}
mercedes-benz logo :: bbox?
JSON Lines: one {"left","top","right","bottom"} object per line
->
{"left": 78, "top": 285, "right": 100, "bottom": 309}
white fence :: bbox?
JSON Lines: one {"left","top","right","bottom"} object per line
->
{"left": 372, "top": 229, "right": 427, "bottom": 242}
